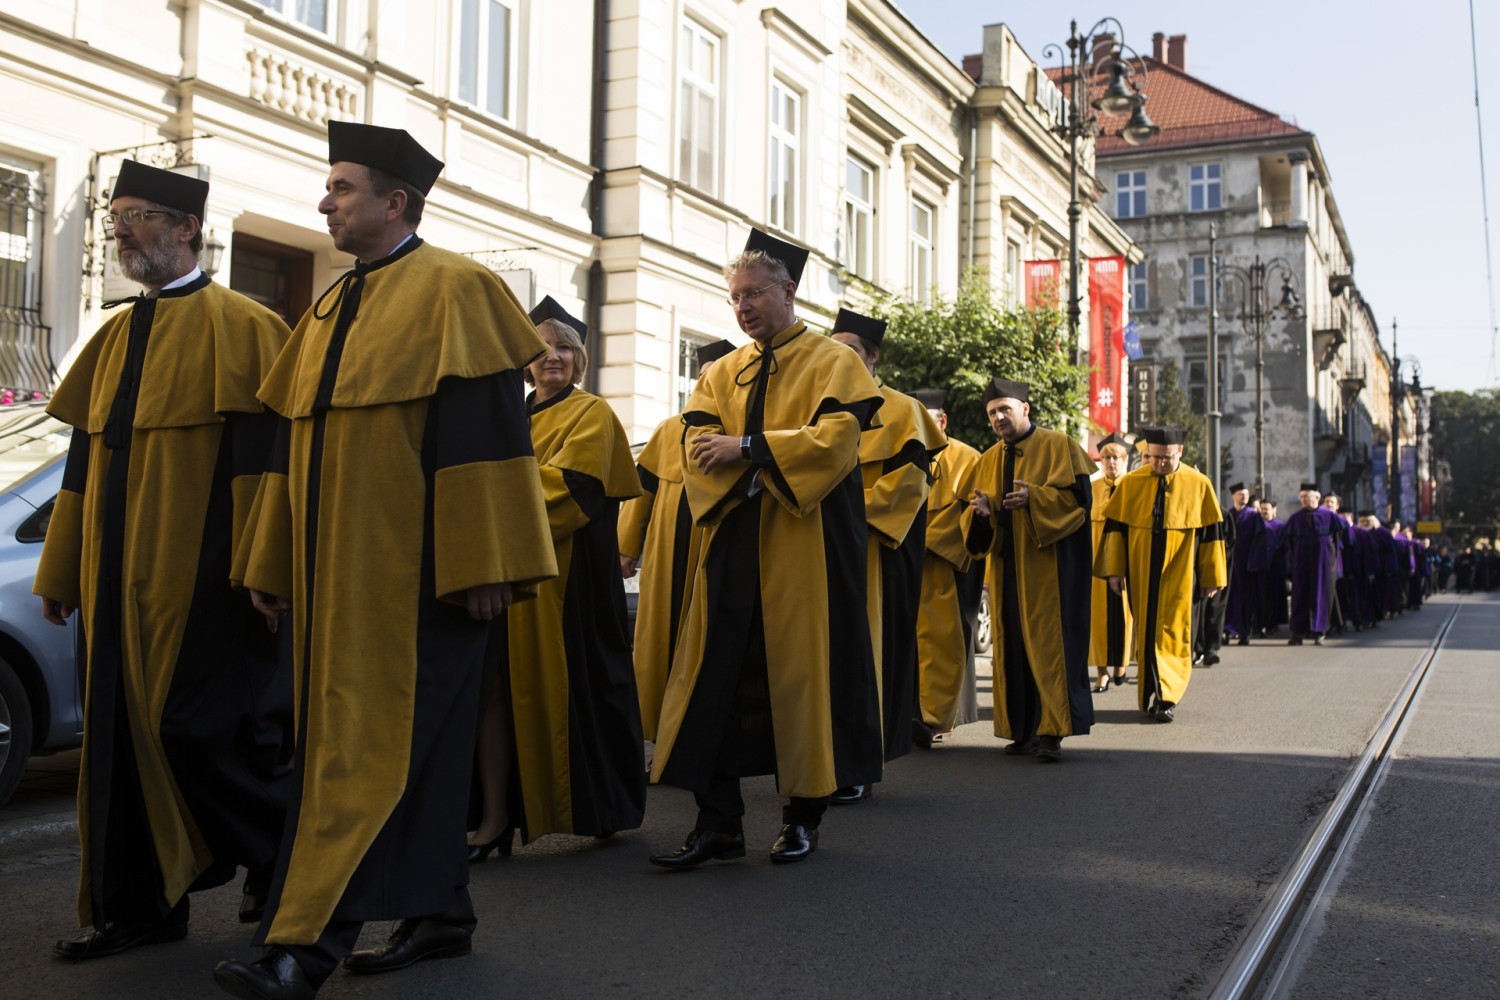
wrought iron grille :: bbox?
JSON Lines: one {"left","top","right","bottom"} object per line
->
{"left": 0, "top": 162, "right": 54, "bottom": 394}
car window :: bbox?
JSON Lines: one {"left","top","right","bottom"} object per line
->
{"left": 0, "top": 403, "right": 71, "bottom": 494}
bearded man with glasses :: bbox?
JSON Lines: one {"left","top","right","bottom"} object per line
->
{"left": 36, "top": 159, "right": 294, "bottom": 961}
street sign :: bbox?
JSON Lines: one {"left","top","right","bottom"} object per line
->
{"left": 1130, "top": 362, "right": 1157, "bottom": 429}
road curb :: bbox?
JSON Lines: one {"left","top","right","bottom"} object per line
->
{"left": 0, "top": 815, "right": 78, "bottom": 853}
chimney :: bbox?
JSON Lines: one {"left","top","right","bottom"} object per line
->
{"left": 1153, "top": 32, "right": 1166, "bottom": 62}
{"left": 1167, "top": 34, "right": 1187, "bottom": 71}
{"left": 1090, "top": 32, "right": 1116, "bottom": 65}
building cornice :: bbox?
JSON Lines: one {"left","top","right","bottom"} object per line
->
{"left": 760, "top": 8, "right": 833, "bottom": 61}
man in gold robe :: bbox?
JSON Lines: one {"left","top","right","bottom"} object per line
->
{"left": 1094, "top": 426, "right": 1227, "bottom": 722}
{"left": 828, "top": 309, "right": 944, "bottom": 801}
{"left": 213, "top": 123, "right": 556, "bottom": 1000}
{"left": 911, "top": 389, "right": 982, "bottom": 744}
{"left": 648, "top": 229, "right": 882, "bottom": 867}
{"left": 619, "top": 338, "right": 735, "bottom": 741}
{"left": 36, "top": 160, "right": 292, "bottom": 961}
{"left": 962, "top": 379, "right": 1096, "bottom": 762}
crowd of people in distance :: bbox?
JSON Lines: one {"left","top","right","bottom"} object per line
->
{"left": 30, "top": 121, "right": 1477, "bottom": 1000}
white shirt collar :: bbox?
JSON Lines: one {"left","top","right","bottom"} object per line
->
{"left": 156, "top": 266, "right": 203, "bottom": 292}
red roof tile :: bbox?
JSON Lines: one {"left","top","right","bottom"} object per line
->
{"left": 1043, "top": 57, "right": 1304, "bottom": 155}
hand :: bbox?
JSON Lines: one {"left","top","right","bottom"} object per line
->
{"left": 1003, "top": 479, "right": 1031, "bottom": 510}
{"left": 620, "top": 554, "right": 640, "bottom": 579}
{"left": 40, "top": 597, "right": 74, "bottom": 626}
{"left": 1202, "top": 586, "right": 1221, "bottom": 599}
{"left": 969, "top": 490, "right": 993, "bottom": 518}
{"left": 249, "top": 589, "right": 292, "bottom": 633}
{"left": 466, "top": 582, "right": 514, "bottom": 621}
{"left": 1108, "top": 576, "right": 1125, "bottom": 596}
{"left": 689, "top": 433, "right": 747, "bottom": 473}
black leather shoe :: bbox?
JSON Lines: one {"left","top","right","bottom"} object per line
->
{"left": 1288, "top": 635, "right": 1304, "bottom": 646}
{"left": 910, "top": 719, "right": 935, "bottom": 750}
{"left": 769, "top": 824, "right": 818, "bottom": 864}
{"left": 829, "top": 785, "right": 870, "bottom": 805}
{"left": 1313, "top": 635, "right": 1325, "bottom": 646}
{"left": 1035, "top": 735, "right": 1062, "bottom": 762}
{"left": 1203, "top": 653, "right": 1221, "bottom": 666}
{"left": 1153, "top": 701, "right": 1176, "bottom": 723}
{"left": 1003, "top": 738, "right": 1038, "bottom": 755}
{"left": 214, "top": 947, "right": 317, "bottom": 999}
{"left": 343, "top": 918, "right": 472, "bottom": 975}
{"left": 239, "top": 886, "right": 268, "bottom": 925}
{"left": 55, "top": 900, "right": 189, "bottom": 961}
{"left": 1236, "top": 635, "right": 1250, "bottom": 646}
{"left": 649, "top": 828, "right": 746, "bottom": 869}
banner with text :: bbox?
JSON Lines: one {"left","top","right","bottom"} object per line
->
{"left": 1025, "top": 260, "right": 1060, "bottom": 308}
{"left": 1088, "top": 256, "right": 1126, "bottom": 434}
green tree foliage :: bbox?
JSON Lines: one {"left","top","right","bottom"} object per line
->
{"left": 867, "top": 269, "right": 1088, "bottom": 448}
{"left": 1431, "top": 389, "right": 1500, "bottom": 545}
{"left": 1152, "top": 359, "right": 1207, "bottom": 471}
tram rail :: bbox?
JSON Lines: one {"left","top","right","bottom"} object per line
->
{"left": 1206, "top": 602, "right": 1465, "bottom": 1000}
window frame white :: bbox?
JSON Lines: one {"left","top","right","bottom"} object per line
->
{"left": 1128, "top": 260, "right": 1149, "bottom": 311}
{"left": 909, "top": 196, "right": 935, "bottom": 304}
{"left": 843, "top": 153, "right": 875, "bottom": 278}
{"left": 252, "top": 0, "right": 334, "bottom": 35}
{"left": 1189, "top": 162, "right": 1223, "bottom": 212}
{"left": 768, "top": 78, "right": 802, "bottom": 234}
{"left": 678, "top": 17, "right": 723, "bottom": 198}
{"left": 676, "top": 330, "right": 716, "bottom": 412}
{"left": 1115, "top": 170, "right": 1147, "bottom": 219}
{"left": 455, "top": 0, "right": 519, "bottom": 123}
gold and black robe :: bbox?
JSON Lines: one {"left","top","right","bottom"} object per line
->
{"left": 233, "top": 239, "right": 557, "bottom": 945}
{"left": 1093, "top": 464, "right": 1227, "bottom": 711}
{"left": 501, "top": 385, "right": 645, "bottom": 840}
{"left": 917, "top": 435, "right": 982, "bottom": 732}
{"left": 961, "top": 426, "right": 1096, "bottom": 741}
{"left": 858, "top": 383, "right": 944, "bottom": 759}
{"left": 617, "top": 414, "right": 703, "bottom": 741}
{"left": 1089, "top": 476, "right": 1133, "bottom": 669}
{"left": 652, "top": 324, "right": 884, "bottom": 799}
{"left": 34, "top": 275, "right": 292, "bottom": 929}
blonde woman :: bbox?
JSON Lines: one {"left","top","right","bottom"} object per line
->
{"left": 468, "top": 297, "right": 645, "bottom": 859}
{"left": 1090, "top": 434, "right": 1133, "bottom": 692}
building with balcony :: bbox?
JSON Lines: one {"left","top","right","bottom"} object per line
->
{"left": 1095, "top": 32, "right": 1397, "bottom": 508}
{"left": 1, "top": 3, "right": 1136, "bottom": 444}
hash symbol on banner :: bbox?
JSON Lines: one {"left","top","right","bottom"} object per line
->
{"left": 1097, "top": 387, "right": 1114, "bottom": 408}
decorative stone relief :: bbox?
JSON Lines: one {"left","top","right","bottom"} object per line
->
{"left": 247, "top": 48, "right": 357, "bottom": 125}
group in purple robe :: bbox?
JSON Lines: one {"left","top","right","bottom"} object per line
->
{"left": 1247, "top": 499, "right": 1288, "bottom": 635}
{"left": 1286, "top": 484, "right": 1346, "bottom": 644}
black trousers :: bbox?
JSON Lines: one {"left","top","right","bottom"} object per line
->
{"left": 284, "top": 888, "right": 476, "bottom": 987}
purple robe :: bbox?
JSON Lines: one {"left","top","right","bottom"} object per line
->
{"left": 1287, "top": 506, "right": 1344, "bottom": 636}
{"left": 1224, "top": 505, "right": 1263, "bottom": 637}
{"left": 1249, "top": 517, "right": 1288, "bottom": 631}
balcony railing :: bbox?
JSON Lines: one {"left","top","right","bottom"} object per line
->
{"left": 1261, "top": 199, "right": 1292, "bottom": 228}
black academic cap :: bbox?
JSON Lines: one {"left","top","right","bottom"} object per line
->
{"left": 528, "top": 295, "right": 587, "bottom": 339}
{"left": 982, "top": 377, "right": 1030, "bottom": 404}
{"left": 911, "top": 388, "right": 947, "bottom": 410}
{"left": 1092, "top": 431, "right": 1128, "bottom": 452}
{"left": 1141, "top": 426, "right": 1186, "bottom": 446}
{"left": 696, "top": 339, "right": 736, "bottom": 367}
{"left": 327, "top": 121, "right": 444, "bottom": 194}
{"left": 1228, "top": 482, "right": 1247, "bottom": 493}
{"left": 831, "top": 308, "right": 888, "bottom": 347}
{"left": 743, "top": 228, "right": 810, "bottom": 285}
{"left": 1357, "top": 509, "right": 1375, "bottom": 518}
{"left": 1300, "top": 482, "right": 1320, "bottom": 492}
{"left": 112, "top": 160, "right": 208, "bottom": 220}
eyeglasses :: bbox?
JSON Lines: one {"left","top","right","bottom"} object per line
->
{"left": 102, "top": 208, "right": 172, "bottom": 231}
{"left": 726, "top": 281, "right": 784, "bottom": 307}
{"left": 1145, "top": 453, "right": 1179, "bottom": 464}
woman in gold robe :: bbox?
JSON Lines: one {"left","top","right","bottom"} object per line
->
{"left": 469, "top": 299, "right": 645, "bottom": 859}
{"left": 1089, "top": 434, "right": 1133, "bottom": 692}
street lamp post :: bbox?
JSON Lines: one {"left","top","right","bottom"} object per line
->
{"left": 1045, "top": 20, "right": 1160, "bottom": 366}
{"left": 1207, "top": 224, "right": 1220, "bottom": 494}
{"left": 1219, "top": 255, "right": 1302, "bottom": 498}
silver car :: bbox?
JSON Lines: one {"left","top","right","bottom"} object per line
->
{"left": 0, "top": 405, "right": 79, "bottom": 809}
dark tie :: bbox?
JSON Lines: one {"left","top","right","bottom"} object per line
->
{"left": 1152, "top": 474, "right": 1168, "bottom": 535}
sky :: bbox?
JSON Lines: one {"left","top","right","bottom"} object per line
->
{"left": 900, "top": 0, "right": 1499, "bottom": 394}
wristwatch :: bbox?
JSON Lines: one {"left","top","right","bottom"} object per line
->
{"left": 740, "top": 435, "right": 753, "bottom": 461}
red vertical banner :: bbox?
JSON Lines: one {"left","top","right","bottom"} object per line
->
{"left": 1088, "top": 256, "right": 1126, "bottom": 434}
{"left": 1025, "top": 260, "right": 1060, "bottom": 308}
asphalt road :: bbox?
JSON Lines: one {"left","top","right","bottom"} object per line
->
{"left": 0, "top": 593, "right": 1493, "bottom": 999}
